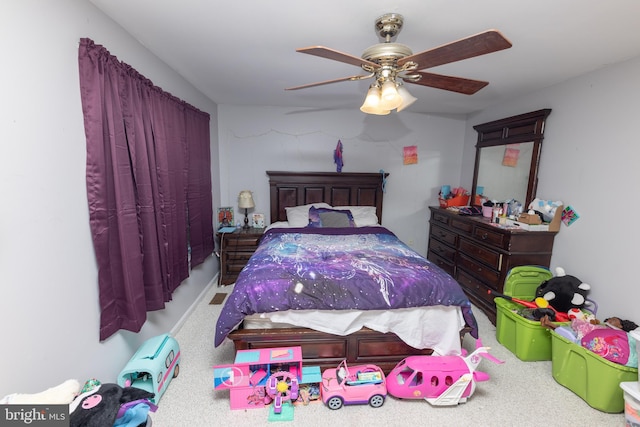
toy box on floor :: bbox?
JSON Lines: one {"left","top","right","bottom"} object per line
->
{"left": 632, "top": 329, "right": 640, "bottom": 389}
{"left": 495, "top": 266, "right": 595, "bottom": 361}
{"left": 620, "top": 382, "right": 640, "bottom": 426}
{"left": 495, "top": 266, "right": 557, "bottom": 361}
{"left": 551, "top": 330, "right": 638, "bottom": 413}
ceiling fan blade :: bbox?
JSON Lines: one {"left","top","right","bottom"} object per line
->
{"left": 296, "top": 46, "right": 380, "bottom": 69}
{"left": 285, "top": 74, "right": 374, "bottom": 91}
{"left": 398, "top": 30, "right": 512, "bottom": 70}
{"left": 405, "top": 71, "right": 489, "bottom": 95}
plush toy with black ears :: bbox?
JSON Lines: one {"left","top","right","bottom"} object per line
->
{"left": 535, "top": 267, "right": 592, "bottom": 313}
{"left": 70, "top": 382, "right": 156, "bottom": 427}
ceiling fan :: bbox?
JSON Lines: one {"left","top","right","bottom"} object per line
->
{"left": 285, "top": 13, "right": 512, "bottom": 114}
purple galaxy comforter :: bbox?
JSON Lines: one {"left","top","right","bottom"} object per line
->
{"left": 215, "top": 226, "right": 478, "bottom": 346}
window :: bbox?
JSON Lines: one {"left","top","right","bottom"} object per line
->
{"left": 79, "top": 38, "right": 214, "bottom": 340}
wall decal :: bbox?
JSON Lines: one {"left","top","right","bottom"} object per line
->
{"left": 403, "top": 145, "right": 418, "bottom": 165}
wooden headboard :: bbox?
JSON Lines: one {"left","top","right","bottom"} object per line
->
{"left": 267, "top": 171, "right": 388, "bottom": 224}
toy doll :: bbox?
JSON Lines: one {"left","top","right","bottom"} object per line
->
{"left": 540, "top": 315, "right": 638, "bottom": 368}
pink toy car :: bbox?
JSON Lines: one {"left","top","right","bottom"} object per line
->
{"left": 321, "top": 360, "right": 387, "bottom": 410}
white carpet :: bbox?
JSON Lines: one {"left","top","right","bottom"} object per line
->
{"left": 150, "top": 284, "right": 624, "bottom": 426}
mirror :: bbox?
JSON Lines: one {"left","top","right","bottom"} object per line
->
{"left": 471, "top": 109, "right": 552, "bottom": 209}
{"left": 475, "top": 142, "right": 534, "bottom": 203}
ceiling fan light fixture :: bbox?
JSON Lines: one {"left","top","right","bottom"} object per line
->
{"left": 360, "top": 85, "right": 390, "bottom": 115}
{"left": 379, "top": 79, "right": 402, "bottom": 110}
{"left": 396, "top": 84, "right": 417, "bottom": 112}
{"left": 290, "top": 14, "right": 512, "bottom": 115}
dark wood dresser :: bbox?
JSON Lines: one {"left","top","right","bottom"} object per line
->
{"left": 427, "top": 207, "right": 556, "bottom": 323}
{"left": 218, "top": 228, "right": 265, "bottom": 285}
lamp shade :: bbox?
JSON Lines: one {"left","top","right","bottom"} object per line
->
{"left": 396, "top": 85, "right": 417, "bottom": 112}
{"left": 360, "top": 86, "right": 390, "bottom": 115}
{"left": 379, "top": 80, "right": 402, "bottom": 111}
{"left": 237, "top": 190, "right": 255, "bottom": 209}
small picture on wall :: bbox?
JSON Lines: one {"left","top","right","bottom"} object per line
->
{"left": 403, "top": 145, "right": 418, "bottom": 165}
{"left": 217, "top": 207, "right": 234, "bottom": 228}
{"left": 561, "top": 205, "right": 580, "bottom": 226}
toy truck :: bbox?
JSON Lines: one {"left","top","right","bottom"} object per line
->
{"left": 117, "top": 333, "right": 180, "bottom": 404}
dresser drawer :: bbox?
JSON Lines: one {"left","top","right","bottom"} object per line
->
{"left": 472, "top": 225, "right": 505, "bottom": 248}
{"left": 429, "top": 225, "right": 457, "bottom": 247}
{"left": 457, "top": 254, "right": 501, "bottom": 289}
{"left": 456, "top": 269, "right": 497, "bottom": 308}
{"left": 224, "top": 251, "right": 254, "bottom": 263}
{"left": 428, "top": 237, "right": 456, "bottom": 262}
{"left": 427, "top": 251, "right": 455, "bottom": 276}
{"left": 431, "top": 211, "right": 450, "bottom": 226}
{"left": 450, "top": 218, "right": 473, "bottom": 234}
{"left": 222, "top": 235, "right": 262, "bottom": 249}
{"left": 458, "top": 237, "right": 501, "bottom": 270}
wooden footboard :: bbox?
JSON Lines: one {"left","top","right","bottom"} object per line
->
{"left": 228, "top": 325, "right": 471, "bottom": 374}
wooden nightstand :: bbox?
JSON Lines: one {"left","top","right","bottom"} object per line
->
{"left": 218, "top": 228, "right": 265, "bottom": 285}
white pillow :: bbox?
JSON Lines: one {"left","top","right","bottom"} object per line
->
{"left": 332, "top": 206, "right": 379, "bottom": 227}
{"left": 285, "top": 203, "right": 331, "bottom": 227}
{"left": 265, "top": 221, "right": 290, "bottom": 232}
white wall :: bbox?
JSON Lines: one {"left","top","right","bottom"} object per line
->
{"left": 461, "top": 56, "right": 640, "bottom": 323}
{"left": 218, "top": 105, "right": 467, "bottom": 254}
{"left": 0, "top": 1, "right": 219, "bottom": 396}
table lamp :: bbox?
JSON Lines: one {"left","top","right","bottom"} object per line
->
{"left": 237, "top": 190, "right": 255, "bottom": 229}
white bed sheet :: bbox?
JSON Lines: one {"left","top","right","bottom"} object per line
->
{"left": 264, "top": 221, "right": 290, "bottom": 231}
{"left": 243, "top": 306, "right": 465, "bottom": 356}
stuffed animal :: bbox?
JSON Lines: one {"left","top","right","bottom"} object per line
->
{"left": 70, "top": 381, "right": 156, "bottom": 427}
{"left": 535, "top": 267, "right": 591, "bottom": 313}
{"left": 0, "top": 379, "right": 80, "bottom": 404}
{"left": 567, "top": 308, "right": 597, "bottom": 323}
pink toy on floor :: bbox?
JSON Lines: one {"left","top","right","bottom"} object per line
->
{"left": 386, "top": 340, "right": 503, "bottom": 406}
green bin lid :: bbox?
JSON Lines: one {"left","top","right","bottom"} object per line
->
{"left": 503, "top": 266, "right": 553, "bottom": 299}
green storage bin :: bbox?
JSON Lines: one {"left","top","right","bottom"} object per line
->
{"left": 495, "top": 266, "right": 555, "bottom": 361}
{"left": 551, "top": 330, "right": 638, "bottom": 413}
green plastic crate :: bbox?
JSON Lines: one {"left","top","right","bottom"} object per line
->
{"left": 551, "top": 330, "right": 638, "bottom": 413}
{"left": 495, "top": 266, "right": 555, "bottom": 361}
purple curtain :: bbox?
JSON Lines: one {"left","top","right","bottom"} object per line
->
{"left": 78, "top": 38, "right": 213, "bottom": 340}
{"left": 186, "top": 108, "right": 214, "bottom": 267}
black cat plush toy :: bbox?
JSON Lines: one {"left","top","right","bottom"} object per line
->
{"left": 535, "top": 267, "right": 592, "bottom": 313}
{"left": 70, "top": 381, "right": 156, "bottom": 427}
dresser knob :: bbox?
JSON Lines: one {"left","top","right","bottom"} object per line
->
{"left": 481, "top": 233, "right": 488, "bottom": 240}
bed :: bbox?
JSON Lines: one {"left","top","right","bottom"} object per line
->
{"left": 216, "top": 171, "right": 476, "bottom": 373}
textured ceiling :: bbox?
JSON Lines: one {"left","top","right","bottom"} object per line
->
{"left": 90, "top": 0, "right": 640, "bottom": 115}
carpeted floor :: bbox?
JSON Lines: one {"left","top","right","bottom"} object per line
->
{"left": 150, "top": 284, "right": 625, "bottom": 426}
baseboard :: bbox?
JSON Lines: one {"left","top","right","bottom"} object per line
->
{"left": 170, "top": 273, "right": 218, "bottom": 336}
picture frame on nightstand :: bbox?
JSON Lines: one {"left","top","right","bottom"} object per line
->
{"left": 251, "top": 213, "right": 265, "bottom": 228}
{"left": 217, "top": 207, "right": 234, "bottom": 229}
